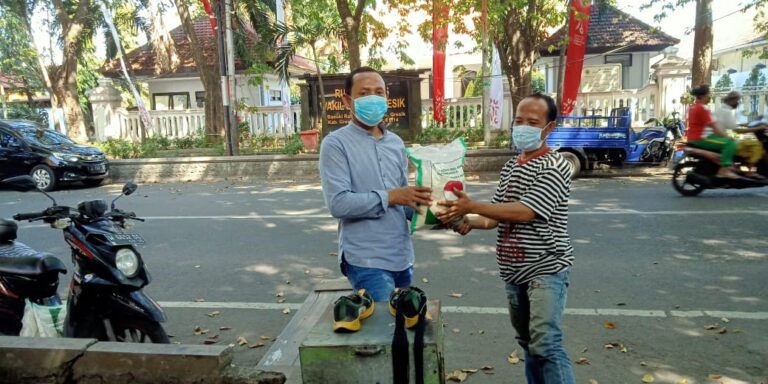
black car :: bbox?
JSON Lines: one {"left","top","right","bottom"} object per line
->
{"left": 0, "top": 120, "right": 109, "bottom": 191}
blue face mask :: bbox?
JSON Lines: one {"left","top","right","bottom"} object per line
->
{"left": 512, "top": 124, "right": 544, "bottom": 152}
{"left": 353, "top": 95, "right": 388, "bottom": 127}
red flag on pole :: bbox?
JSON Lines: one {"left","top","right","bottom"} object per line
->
{"left": 200, "top": 0, "right": 216, "bottom": 30}
{"left": 561, "top": 0, "right": 591, "bottom": 116}
{"left": 432, "top": 0, "right": 449, "bottom": 123}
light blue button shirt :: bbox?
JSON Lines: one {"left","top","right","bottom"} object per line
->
{"left": 319, "top": 122, "right": 414, "bottom": 272}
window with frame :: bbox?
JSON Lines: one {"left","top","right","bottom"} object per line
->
{"left": 152, "top": 93, "right": 190, "bottom": 110}
{"left": 195, "top": 91, "right": 206, "bottom": 108}
{"left": 0, "top": 131, "right": 19, "bottom": 148}
{"left": 605, "top": 54, "right": 633, "bottom": 89}
{"left": 269, "top": 89, "right": 282, "bottom": 102}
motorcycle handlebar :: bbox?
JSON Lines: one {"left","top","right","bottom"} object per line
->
{"left": 13, "top": 211, "right": 46, "bottom": 221}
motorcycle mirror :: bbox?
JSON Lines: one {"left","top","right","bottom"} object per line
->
{"left": 0, "top": 176, "right": 58, "bottom": 205}
{"left": 122, "top": 182, "right": 138, "bottom": 196}
{"left": 111, "top": 181, "right": 138, "bottom": 210}
{"left": 0, "top": 176, "right": 38, "bottom": 192}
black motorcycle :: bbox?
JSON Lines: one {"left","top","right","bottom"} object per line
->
{"left": 671, "top": 120, "right": 768, "bottom": 196}
{"left": 3, "top": 176, "right": 168, "bottom": 342}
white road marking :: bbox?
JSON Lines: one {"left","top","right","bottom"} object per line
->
{"left": 157, "top": 301, "right": 768, "bottom": 320}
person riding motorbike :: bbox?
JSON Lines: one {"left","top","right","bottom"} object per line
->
{"left": 686, "top": 85, "right": 740, "bottom": 179}
{"left": 713, "top": 91, "right": 767, "bottom": 177}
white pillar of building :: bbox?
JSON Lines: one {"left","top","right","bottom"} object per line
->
{"left": 87, "top": 78, "right": 123, "bottom": 141}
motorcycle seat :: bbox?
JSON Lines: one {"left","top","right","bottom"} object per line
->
{"left": 683, "top": 146, "right": 722, "bottom": 164}
{"left": 0, "top": 253, "right": 67, "bottom": 276}
{"left": 0, "top": 219, "right": 17, "bottom": 242}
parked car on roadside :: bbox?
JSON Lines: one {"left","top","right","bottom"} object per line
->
{"left": 0, "top": 120, "right": 109, "bottom": 191}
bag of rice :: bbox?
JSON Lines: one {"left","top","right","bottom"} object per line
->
{"left": 406, "top": 137, "right": 467, "bottom": 233}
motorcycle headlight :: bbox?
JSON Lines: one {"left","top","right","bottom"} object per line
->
{"left": 115, "top": 248, "right": 139, "bottom": 277}
{"left": 53, "top": 152, "right": 80, "bottom": 163}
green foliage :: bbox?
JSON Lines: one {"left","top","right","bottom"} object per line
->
{"left": 282, "top": 134, "right": 304, "bottom": 155}
{"left": 714, "top": 73, "right": 734, "bottom": 89}
{"left": 490, "top": 131, "right": 510, "bottom": 149}
{"left": 4, "top": 104, "right": 48, "bottom": 125}
{"left": 415, "top": 127, "right": 484, "bottom": 145}
{"left": 532, "top": 70, "right": 546, "bottom": 93}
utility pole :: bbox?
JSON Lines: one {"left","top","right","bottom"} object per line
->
{"left": 224, "top": 0, "right": 239, "bottom": 155}
{"left": 215, "top": 0, "right": 236, "bottom": 156}
{"left": 0, "top": 83, "right": 7, "bottom": 119}
{"left": 481, "top": 0, "right": 490, "bottom": 144}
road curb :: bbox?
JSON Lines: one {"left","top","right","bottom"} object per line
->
{"left": 0, "top": 336, "right": 286, "bottom": 384}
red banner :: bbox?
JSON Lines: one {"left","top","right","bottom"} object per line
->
{"left": 432, "top": 1, "right": 449, "bottom": 123}
{"left": 561, "top": 0, "right": 591, "bottom": 116}
{"left": 199, "top": 0, "right": 216, "bottom": 30}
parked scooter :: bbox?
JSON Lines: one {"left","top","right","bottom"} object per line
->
{"left": 0, "top": 177, "right": 66, "bottom": 336}
{"left": 2, "top": 176, "right": 168, "bottom": 342}
{"left": 671, "top": 120, "right": 768, "bottom": 196}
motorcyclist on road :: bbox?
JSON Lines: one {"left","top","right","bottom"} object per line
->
{"left": 686, "top": 85, "right": 740, "bottom": 179}
{"left": 713, "top": 91, "right": 767, "bottom": 178}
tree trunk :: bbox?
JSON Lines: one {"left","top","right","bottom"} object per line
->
{"left": 335, "top": 0, "right": 366, "bottom": 69}
{"left": 174, "top": 0, "right": 224, "bottom": 138}
{"left": 495, "top": 0, "right": 541, "bottom": 113}
{"left": 50, "top": 0, "right": 92, "bottom": 141}
{"left": 692, "top": 0, "right": 713, "bottom": 87}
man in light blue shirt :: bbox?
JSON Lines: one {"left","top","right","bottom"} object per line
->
{"left": 320, "top": 67, "right": 432, "bottom": 301}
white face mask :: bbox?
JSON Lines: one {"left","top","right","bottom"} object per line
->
{"left": 512, "top": 124, "right": 544, "bottom": 152}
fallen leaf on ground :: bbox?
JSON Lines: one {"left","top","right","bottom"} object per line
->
{"left": 478, "top": 330, "right": 485, "bottom": 334}
{"left": 194, "top": 265, "right": 201, "bottom": 268}
{"left": 249, "top": 342, "right": 265, "bottom": 348}
{"left": 285, "top": 280, "right": 291, "bottom": 285}
{"left": 276, "top": 292, "right": 285, "bottom": 298}
{"left": 282, "top": 308, "right": 291, "bottom": 314}
{"left": 304, "top": 270, "right": 310, "bottom": 274}
{"left": 219, "top": 326, "right": 232, "bottom": 331}
{"left": 195, "top": 298, "right": 205, "bottom": 302}
{"left": 589, "top": 380, "right": 599, "bottom": 384}
{"left": 228, "top": 343, "right": 235, "bottom": 348}
{"left": 446, "top": 370, "right": 468, "bottom": 382}
{"left": 733, "top": 328, "right": 743, "bottom": 333}
{"left": 604, "top": 342, "right": 621, "bottom": 349}
{"left": 616, "top": 302, "right": 626, "bottom": 306}
{"left": 461, "top": 369, "right": 478, "bottom": 373}
{"left": 449, "top": 292, "right": 463, "bottom": 298}
{"left": 260, "top": 335, "right": 271, "bottom": 340}
{"left": 507, "top": 351, "right": 522, "bottom": 365}
{"left": 717, "top": 328, "right": 727, "bottom": 334}
{"left": 708, "top": 374, "right": 722, "bottom": 380}
{"left": 620, "top": 346, "right": 628, "bottom": 353}
{"left": 640, "top": 361, "right": 648, "bottom": 367}
{"left": 422, "top": 278, "right": 429, "bottom": 283}
{"left": 277, "top": 298, "right": 286, "bottom": 303}
{"left": 329, "top": 252, "right": 338, "bottom": 257}
{"left": 203, "top": 339, "right": 218, "bottom": 344}
{"left": 480, "top": 366, "right": 493, "bottom": 371}
{"left": 642, "top": 373, "right": 655, "bottom": 383}
{"left": 452, "top": 328, "right": 461, "bottom": 333}
{"left": 703, "top": 324, "right": 719, "bottom": 330}
{"left": 575, "top": 357, "right": 590, "bottom": 365}
{"left": 207, "top": 311, "right": 221, "bottom": 317}
{"left": 603, "top": 321, "right": 616, "bottom": 329}
{"left": 236, "top": 336, "right": 248, "bottom": 346}
{"left": 194, "top": 327, "right": 209, "bottom": 336}
{"left": 720, "top": 317, "right": 730, "bottom": 323}
{"left": 676, "top": 379, "right": 689, "bottom": 384}
{"left": 581, "top": 347, "right": 588, "bottom": 353}
{"left": 208, "top": 334, "right": 219, "bottom": 339}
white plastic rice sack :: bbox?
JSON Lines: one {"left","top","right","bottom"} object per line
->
{"left": 406, "top": 138, "right": 467, "bottom": 232}
{"left": 20, "top": 299, "right": 66, "bottom": 337}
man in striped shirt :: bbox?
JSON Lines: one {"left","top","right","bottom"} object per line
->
{"left": 437, "top": 93, "right": 575, "bottom": 384}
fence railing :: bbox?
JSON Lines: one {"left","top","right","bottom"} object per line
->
{"left": 567, "top": 85, "right": 657, "bottom": 127}
{"left": 421, "top": 96, "right": 512, "bottom": 132}
{"left": 110, "top": 105, "right": 301, "bottom": 141}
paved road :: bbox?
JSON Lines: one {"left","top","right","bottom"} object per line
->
{"left": 2, "top": 177, "right": 767, "bottom": 383}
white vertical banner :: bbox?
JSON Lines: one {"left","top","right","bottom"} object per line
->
{"left": 489, "top": 46, "right": 503, "bottom": 130}
{"left": 98, "top": 0, "right": 153, "bottom": 136}
{"left": 275, "top": 0, "right": 294, "bottom": 135}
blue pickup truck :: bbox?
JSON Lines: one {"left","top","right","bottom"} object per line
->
{"left": 530, "top": 107, "right": 683, "bottom": 177}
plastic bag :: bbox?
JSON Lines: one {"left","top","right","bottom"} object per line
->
{"left": 406, "top": 138, "right": 467, "bottom": 232}
{"left": 20, "top": 299, "right": 66, "bottom": 337}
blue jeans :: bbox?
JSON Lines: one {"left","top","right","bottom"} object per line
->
{"left": 341, "top": 258, "right": 413, "bottom": 302}
{"left": 506, "top": 269, "right": 574, "bottom": 384}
